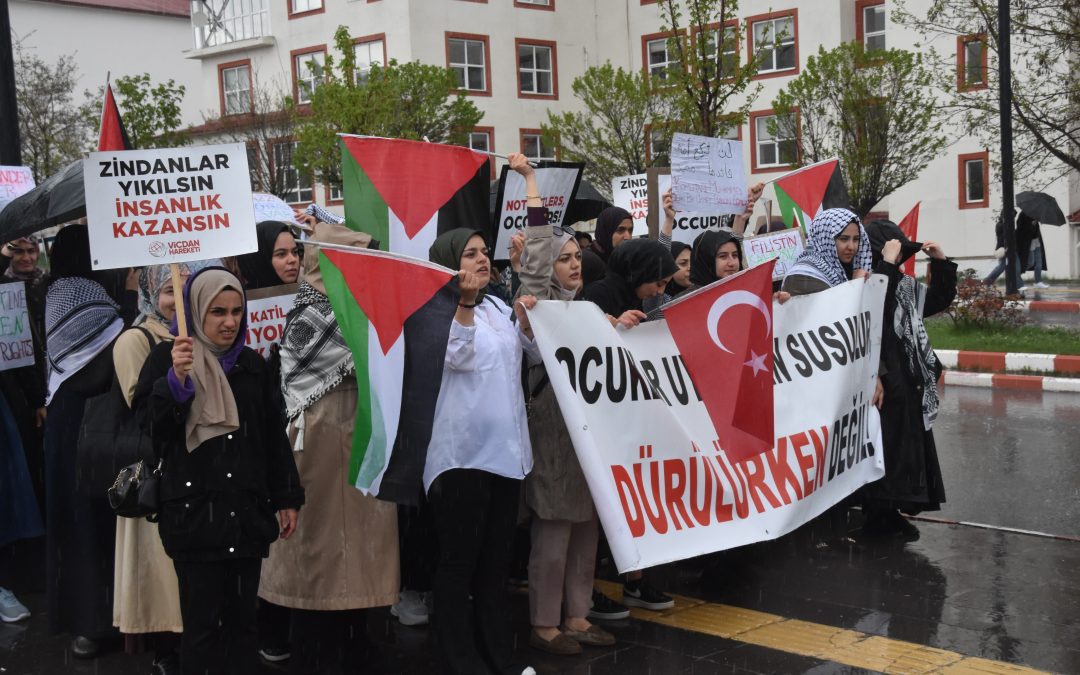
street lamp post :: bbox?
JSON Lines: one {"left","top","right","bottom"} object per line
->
{"left": 0, "top": 0, "right": 21, "bottom": 166}
{"left": 998, "top": 0, "right": 1018, "bottom": 296}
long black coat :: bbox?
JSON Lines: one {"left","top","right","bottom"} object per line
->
{"left": 134, "top": 343, "right": 304, "bottom": 562}
{"left": 863, "top": 257, "right": 957, "bottom": 513}
{"left": 1015, "top": 215, "right": 1047, "bottom": 273}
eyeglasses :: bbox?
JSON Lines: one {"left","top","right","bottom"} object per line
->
{"left": 558, "top": 224, "right": 576, "bottom": 237}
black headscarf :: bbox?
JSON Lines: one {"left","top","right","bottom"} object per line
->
{"left": 688, "top": 230, "right": 742, "bottom": 288}
{"left": 236, "top": 221, "right": 296, "bottom": 290}
{"left": 48, "top": 224, "right": 128, "bottom": 303}
{"left": 865, "top": 219, "right": 922, "bottom": 269}
{"left": 608, "top": 238, "right": 677, "bottom": 291}
{"left": 429, "top": 228, "right": 487, "bottom": 302}
{"left": 592, "top": 207, "right": 632, "bottom": 261}
{"left": 668, "top": 240, "right": 691, "bottom": 296}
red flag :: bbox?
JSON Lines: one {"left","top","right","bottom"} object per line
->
{"left": 664, "top": 261, "right": 777, "bottom": 462}
{"left": 98, "top": 81, "right": 132, "bottom": 151}
{"left": 897, "top": 202, "right": 920, "bottom": 276}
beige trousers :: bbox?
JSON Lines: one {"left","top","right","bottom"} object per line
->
{"left": 527, "top": 516, "right": 599, "bottom": 627}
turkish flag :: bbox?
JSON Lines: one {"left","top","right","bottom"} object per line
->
{"left": 897, "top": 202, "right": 920, "bottom": 276}
{"left": 98, "top": 81, "right": 132, "bottom": 151}
{"left": 664, "top": 260, "right": 776, "bottom": 462}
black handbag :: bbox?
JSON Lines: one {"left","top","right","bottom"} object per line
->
{"left": 76, "top": 327, "right": 157, "bottom": 496}
{"left": 108, "top": 459, "right": 162, "bottom": 520}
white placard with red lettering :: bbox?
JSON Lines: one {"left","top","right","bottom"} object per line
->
{"left": 245, "top": 285, "right": 296, "bottom": 359}
{"left": 0, "top": 282, "right": 34, "bottom": 372}
{"left": 527, "top": 277, "right": 886, "bottom": 572}
{"left": 742, "top": 228, "right": 806, "bottom": 281}
{"left": 0, "top": 166, "right": 35, "bottom": 212}
{"left": 611, "top": 174, "right": 650, "bottom": 237}
{"left": 492, "top": 164, "right": 581, "bottom": 261}
{"left": 83, "top": 144, "right": 258, "bottom": 270}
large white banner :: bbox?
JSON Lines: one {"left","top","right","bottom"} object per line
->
{"left": 84, "top": 144, "right": 258, "bottom": 269}
{"left": 492, "top": 164, "right": 581, "bottom": 260}
{"left": 528, "top": 277, "right": 887, "bottom": 572}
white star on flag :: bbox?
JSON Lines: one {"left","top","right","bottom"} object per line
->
{"left": 744, "top": 350, "right": 768, "bottom": 377}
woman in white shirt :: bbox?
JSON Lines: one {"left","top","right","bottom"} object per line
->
{"left": 426, "top": 228, "right": 540, "bottom": 675}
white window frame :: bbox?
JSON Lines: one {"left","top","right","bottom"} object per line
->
{"left": 467, "top": 131, "right": 491, "bottom": 154}
{"left": 448, "top": 37, "right": 488, "bottom": 92}
{"left": 517, "top": 0, "right": 551, "bottom": 5}
{"left": 294, "top": 51, "right": 325, "bottom": 104}
{"left": 863, "top": 4, "right": 886, "bottom": 51}
{"left": 290, "top": 0, "right": 321, "bottom": 14}
{"left": 193, "top": 0, "right": 270, "bottom": 49}
{"left": 752, "top": 16, "right": 796, "bottom": 74}
{"left": 518, "top": 43, "right": 554, "bottom": 95}
{"left": 647, "top": 37, "right": 679, "bottom": 82}
{"left": 963, "top": 39, "right": 986, "bottom": 87}
{"left": 701, "top": 25, "right": 738, "bottom": 79}
{"left": 754, "top": 114, "right": 797, "bottom": 168}
{"left": 222, "top": 64, "right": 251, "bottom": 116}
{"left": 274, "top": 141, "right": 313, "bottom": 205}
{"left": 522, "top": 133, "right": 555, "bottom": 162}
{"left": 354, "top": 39, "right": 385, "bottom": 83}
{"left": 964, "top": 158, "right": 986, "bottom": 204}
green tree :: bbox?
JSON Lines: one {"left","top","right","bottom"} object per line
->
{"left": 656, "top": 0, "right": 763, "bottom": 138}
{"left": 771, "top": 42, "right": 947, "bottom": 217}
{"left": 109, "top": 74, "right": 189, "bottom": 148}
{"left": 893, "top": 0, "right": 1079, "bottom": 180}
{"left": 14, "top": 44, "right": 93, "bottom": 182}
{"left": 294, "top": 26, "right": 483, "bottom": 186}
{"left": 541, "top": 63, "right": 676, "bottom": 193}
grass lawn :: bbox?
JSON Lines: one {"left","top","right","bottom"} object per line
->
{"left": 926, "top": 320, "right": 1080, "bottom": 355}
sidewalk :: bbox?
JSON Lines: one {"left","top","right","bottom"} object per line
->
{"left": 938, "top": 348, "right": 1080, "bottom": 393}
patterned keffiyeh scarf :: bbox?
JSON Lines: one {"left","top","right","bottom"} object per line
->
{"left": 894, "top": 276, "right": 940, "bottom": 430}
{"left": 44, "top": 277, "right": 123, "bottom": 404}
{"left": 279, "top": 282, "right": 354, "bottom": 423}
{"left": 786, "top": 208, "right": 872, "bottom": 288}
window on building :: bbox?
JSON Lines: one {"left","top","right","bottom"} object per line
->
{"left": 958, "top": 151, "right": 989, "bottom": 208}
{"left": 220, "top": 63, "right": 252, "bottom": 116}
{"left": 518, "top": 42, "right": 555, "bottom": 97}
{"left": 468, "top": 130, "right": 491, "bottom": 154}
{"left": 354, "top": 37, "right": 385, "bottom": 83}
{"left": 862, "top": 3, "right": 886, "bottom": 52}
{"left": 193, "top": 0, "right": 270, "bottom": 48}
{"left": 246, "top": 146, "right": 260, "bottom": 190}
{"left": 751, "top": 15, "right": 797, "bottom": 74}
{"left": 752, "top": 112, "right": 797, "bottom": 169}
{"left": 521, "top": 132, "right": 555, "bottom": 162}
{"left": 647, "top": 127, "right": 670, "bottom": 165}
{"left": 700, "top": 24, "right": 738, "bottom": 80}
{"left": 293, "top": 50, "right": 325, "bottom": 104}
{"left": 957, "top": 34, "right": 988, "bottom": 90}
{"left": 289, "top": 0, "right": 322, "bottom": 15}
{"left": 515, "top": 0, "right": 551, "bottom": 6}
{"left": 273, "top": 141, "right": 313, "bottom": 204}
{"left": 646, "top": 36, "right": 680, "bottom": 82}
{"left": 329, "top": 181, "right": 343, "bottom": 202}
{"left": 448, "top": 36, "right": 489, "bottom": 92}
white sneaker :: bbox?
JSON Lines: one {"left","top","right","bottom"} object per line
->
{"left": 1017, "top": 286, "right": 1028, "bottom": 292}
{"left": 0, "top": 588, "right": 30, "bottom": 623}
{"left": 1034, "top": 282, "right": 1050, "bottom": 289}
{"left": 390, "top": 590, "right": 430, "bottom": 626}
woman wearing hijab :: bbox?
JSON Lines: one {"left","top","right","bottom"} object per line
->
{"left": 782, "top": 208, "right": 873, "bottom": 295}
{"left": 861, "top": 220, "right": 955, "bottom": 539}
{"left": 112, "top": 261, "right": 218, "bottom": 674}
{"left": 507, "top": 155, "right": 615, "bottom": 657}
{"left": 236, "top": 221, "right": 301, "bottom": 290}
{"left": 42, "top": 225, "right": 127, "bottom": 658}
{"left": 580, "top": 207, "right": 634, "bottom": 291}
{"left": 425, "top": 227, "right": 541, "bottom": 675}
{"left": 678, "top": 229, "right": 744, "bottom": 296}
{"left": 133, "top": 268, "right": 304, "bottom": 675}
{"left": 258, "top": 219, "right": 400, "bottom": 675}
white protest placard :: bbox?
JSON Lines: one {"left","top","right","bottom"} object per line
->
{"left": 246, "top": 284, "right": 297, "bottom": 359}
{"left": 83, "top": 143, "right": 258, "bottom": 269}
{"left": 742, "top": 228, "right": 806, "bottom": 281}
{"left": 252, "top": 193, "right": 301, "bottom": 225}
{"left": 0, "top": 282, "right": 34, "bottom": 371}
{"left": 0, "top": 166, "right": 35, "bottom": 212}
{"left": 493, "top": 163, "right": 582, "bottom": 261}
{"left": 657, "top": 173, "right": 734, "bottom": 245}
{"left": 670, "top": 132, "right": 747, "bottom": 216}
{"left": 611, "top": 174, "right": 650, "bottom": 237}
{"left": 527, "top": 278, "right": 886, "bottom": 572}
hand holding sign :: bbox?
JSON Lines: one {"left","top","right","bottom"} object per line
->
{"left": 670, "top": 133, "right": 748, "bottom": 216}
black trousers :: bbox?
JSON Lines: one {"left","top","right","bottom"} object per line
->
{"left": 428, "top": 469, "right": 520, "bottom": 675}
{"left": 398, "top": 499, "right": 437, "bottom": 593}
{"left": 289, "top": 608, "right": 369, "bottom": 675}
{"left": 173, "top": 557, "right": 261, "bottom": 675}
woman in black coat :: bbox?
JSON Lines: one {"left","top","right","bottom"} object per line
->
{"left": 134, "top": 267, "right": 303, "bottom": 675}
{"left": 862, "top": 220, "right": 957, "bottom": 538}
{"left": 584, "top": 238, "right": 676, "bottom": 326}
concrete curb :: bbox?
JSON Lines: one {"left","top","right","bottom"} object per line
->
{"left": 942, "top": 370, "right": 1080, "bottom": 393}
{"left": 1016, "top": 300, "right": 1080, "bottom": 313}
{"left": 936, "top": 349, "right": 1080, "bottom": 375}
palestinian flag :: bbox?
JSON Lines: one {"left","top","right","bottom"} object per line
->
{"left": 897, "top": 202, "right": 920, "bottom": 276}
{"left": 340, "top": 135, "right": 491, "bottom": 260}
{"left": 320, "top": 245, "right": 459, "bottom": 503}
{"left": 98, "top": 80, "right": 132, "bottom": 152}
{"left": 773, "top": 158, "right": 849, "bottom": 233}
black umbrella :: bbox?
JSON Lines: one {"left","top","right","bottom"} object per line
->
{"left": 488, "top": 177, "right": 612, "bottom": 224}
{"left": 0, "top": 160, "right": 86, "bottom": 242}
{"left": 1016, "top": 191, "right": 1065, "bottom": 225}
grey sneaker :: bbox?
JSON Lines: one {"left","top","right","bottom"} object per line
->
{"left": 390, "top": 589, "right": 430, "bottom": 626}
{"left": 0, "top": 588, "right": 30, "bottom": 623}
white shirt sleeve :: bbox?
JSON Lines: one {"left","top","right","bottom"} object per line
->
{"left": 445, "top": 319, "right": 478, "bottom": 371}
